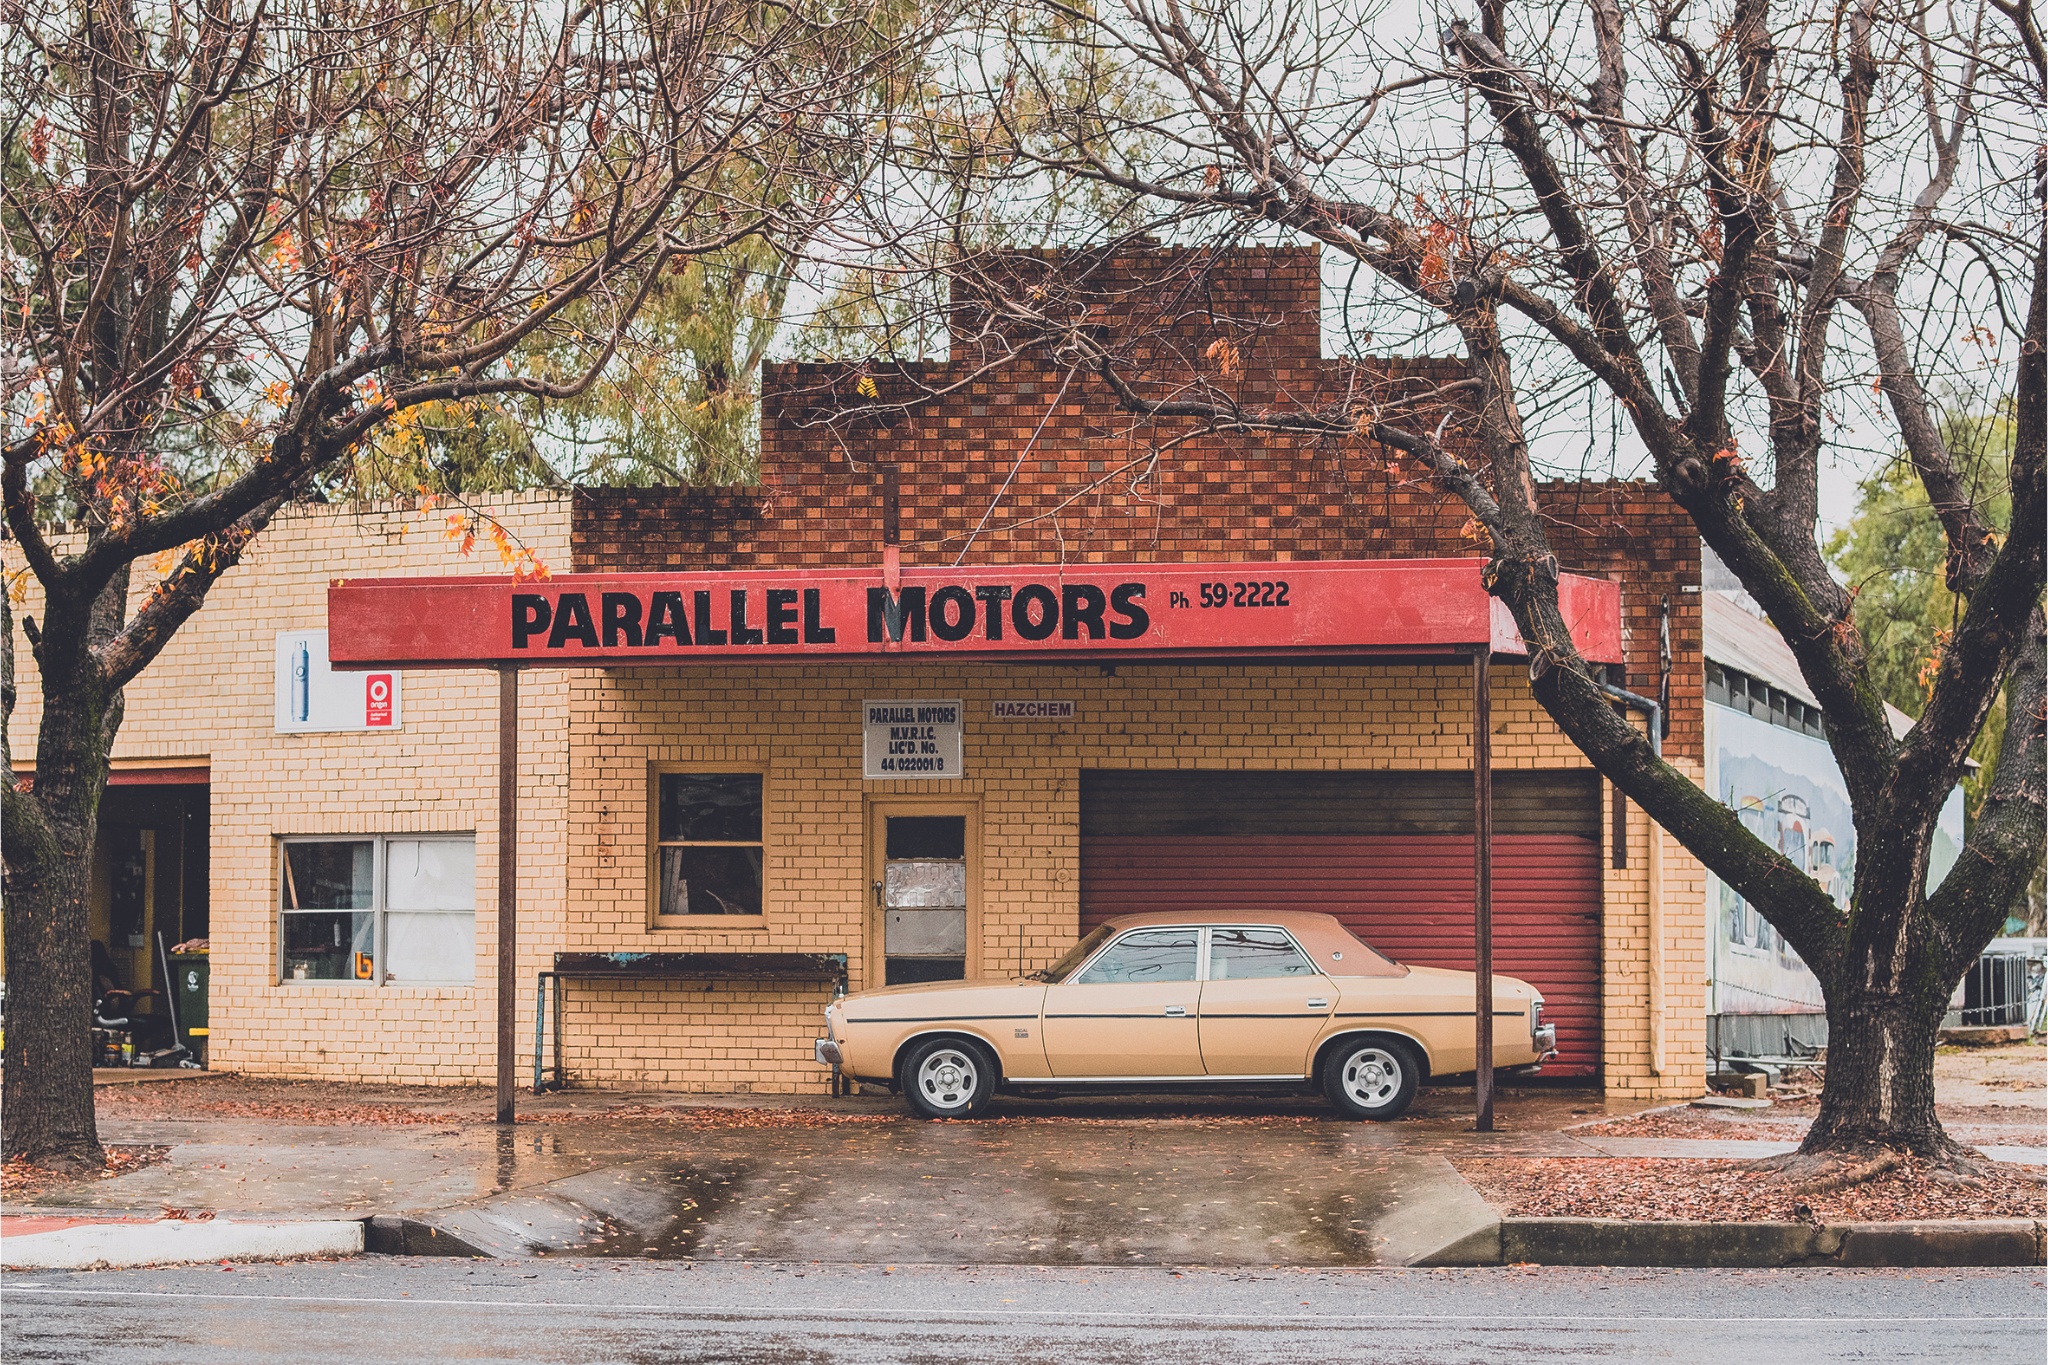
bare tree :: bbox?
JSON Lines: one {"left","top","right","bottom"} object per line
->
{"left": 1, "top": 0, "right": 924, "bottom": 1168}
{"left": 845, "top": 0, "right": 2043, "bottom": 1174}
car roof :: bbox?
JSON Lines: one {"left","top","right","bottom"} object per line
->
{"left": 1090, "top": 909, "right": 1406, "bottom": 977}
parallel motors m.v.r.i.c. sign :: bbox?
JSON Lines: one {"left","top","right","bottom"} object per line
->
{"left": 863, "top": 699, "right": 963, "bottom": 780}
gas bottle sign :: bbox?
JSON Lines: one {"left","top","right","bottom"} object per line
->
{"left": 275, "top": 630, "right": 403, "bottom": 732}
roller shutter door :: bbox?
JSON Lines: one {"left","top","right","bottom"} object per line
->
{"left": 1079, "top": 771, "right": 1603, "bottom": 1078}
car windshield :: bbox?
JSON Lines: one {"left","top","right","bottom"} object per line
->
{"left": 1030, "top": 925, "right": 1117, "bottom": 983}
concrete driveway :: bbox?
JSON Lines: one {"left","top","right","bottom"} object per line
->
{"left": 20, "top": 1085, "right": 1624, "bottom": 1266}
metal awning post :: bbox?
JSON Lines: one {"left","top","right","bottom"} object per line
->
{"left": 1473, "top": 648, "right": 1495, "bottom": 1133}
{"left": 497, "top": 665, "right": 519, "bottom": 1124}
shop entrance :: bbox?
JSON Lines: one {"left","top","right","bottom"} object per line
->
{"left": 868, "top": 802, "right": 979, "bottom": 986}
{"left": 88, "top": 773, "right": 211, "bottom": 1062}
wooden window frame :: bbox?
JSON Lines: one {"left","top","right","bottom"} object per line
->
{"left": 647, "top": 763, "right": 769, "bottom": 929}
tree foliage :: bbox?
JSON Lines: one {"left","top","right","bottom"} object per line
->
{"left": 834, "top": 0, "right": 2045, "bottom": 1167}
{"left": 0, "top": 0, "right": 940, "bottom": 1166}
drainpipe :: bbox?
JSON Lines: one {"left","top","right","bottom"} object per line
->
{"left": 1597, "top": 679, "right": 1665, "bottom": 1077}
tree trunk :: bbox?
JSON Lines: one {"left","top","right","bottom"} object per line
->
{"left": 3, "top": 582, "right": 126, "bottom": 1170}
{"left": 1801, "top": 959, "right": 1956, "bottom": 1159}
{"left": 1, "top": 778, "right": 105, "bottom": 1170}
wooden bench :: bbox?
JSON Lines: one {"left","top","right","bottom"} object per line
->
{"left": 532, "top": 951, "right": 849, "bottom": 1093}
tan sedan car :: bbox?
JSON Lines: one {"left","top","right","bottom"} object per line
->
{"left": 816, "top": 910, "right": 1556, "bottom": 1120}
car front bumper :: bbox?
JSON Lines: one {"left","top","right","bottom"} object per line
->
{"left": 814, "top": 1037, "right": 843, "bottom": 1067}
{"left": 1533, "top": 1023, "right": 1557, "bottom": 1059}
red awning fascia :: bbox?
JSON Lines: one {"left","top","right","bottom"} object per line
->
{"left": 11, "top": 764, "right": 211, "bottom": 786}
{"left": 327, "top": 558, "right": 1623, "bottom": 669}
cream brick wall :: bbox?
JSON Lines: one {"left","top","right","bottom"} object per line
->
{"left": 1602, "top": 761, "right": 1710, "bottom": 1102}
{"left": 560, "top": 662, "right": 1705, "bottom": 1101}
{"left": 7, "top": 494, "right": 572, "bottom": 1083}
{"left": 9, "top": 513, "right": 1704, "bottom": 1102}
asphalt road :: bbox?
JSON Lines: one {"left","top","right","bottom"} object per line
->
{"left": 5, "top": 1259, "right": 2043, "bottom": 1363}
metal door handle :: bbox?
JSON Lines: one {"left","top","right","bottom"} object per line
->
{"left": 1306, "top": 998, "right": 1330, "bottom": 1009}
{"left": 1164, "top": 1005, "right": 1187, "bottom": 1016}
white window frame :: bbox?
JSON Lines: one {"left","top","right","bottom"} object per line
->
{"left": 277, "top": 834, "right": 476, "bottom": 987}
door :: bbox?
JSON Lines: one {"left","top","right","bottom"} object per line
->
{"left": 1196, "top": 927, "right": 1334, "bottom": 1076}
{"left": 1040, "top": 926, "right": 1204, "bottom": 1077}
{"left": 874, "top": 812, "right": 971, "bottom": 985}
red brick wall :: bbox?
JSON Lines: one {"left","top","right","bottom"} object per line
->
{"left": 570, "top": 245, "right": 1701, "bottom": 760}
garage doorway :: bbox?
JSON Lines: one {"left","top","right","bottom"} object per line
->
{"left": 867, "top": 801, "right": 980, "bottom": 986}
{"left": 1078, "top": 770, "right": 1603, "bottom": 1079}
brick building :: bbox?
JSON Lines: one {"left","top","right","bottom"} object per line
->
{"left": 8, "top": 246, "right": 1708, "bottom": 1103}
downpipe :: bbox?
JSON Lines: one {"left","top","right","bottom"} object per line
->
{"left": 1597, "top": 679, "right": 1666, "bottom": 1076}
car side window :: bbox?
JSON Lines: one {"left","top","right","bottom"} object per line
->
{"left": 1073, "top": 928, "right": 1200, "bottom": 984}
{"left": 1209, "top": 928, "right": 1317, "bottom": 980}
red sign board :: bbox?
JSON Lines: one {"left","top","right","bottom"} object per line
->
{"left": 364, "top": 674, "right": 395, "bottom": 727}
{"left": 326, "top": 559, "right": 1622, "bottom": 668}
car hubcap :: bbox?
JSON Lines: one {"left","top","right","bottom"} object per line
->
{"left": 1341, "top": 1047, "right": 1402, "bottom": 1108}
{"left": 917, "top": 1048, "right": 978, "bottom": 1110}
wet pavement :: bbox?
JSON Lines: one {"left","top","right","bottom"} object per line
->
{"left": 7, "top": 1258, "right": 2044, "bottom": 1364}
{"left": 14, "top": 1081, "right": 2040, "bottom": 1268}
{"left": 45, "top": 1105, "right": 1510, "bottom": 1265}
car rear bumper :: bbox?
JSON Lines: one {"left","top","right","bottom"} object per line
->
{"left": 814, "top": 1038, "right": 843, "bottom": 1067}
{"left": 1533, "top": 1023, "right": 1558, "bottom": 1059}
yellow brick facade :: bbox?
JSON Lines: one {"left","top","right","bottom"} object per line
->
{"left": 7, "top": 495, "right": 1706, "bottom": 1102}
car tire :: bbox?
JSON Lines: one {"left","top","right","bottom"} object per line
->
{"left": 899, "top": 1037, "right": 997, "bottom": 1120}
{"left": 1322, "top": 1036, "right": 1421, "bottom": 1120}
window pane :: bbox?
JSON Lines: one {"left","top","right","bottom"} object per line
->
{"left": 886, "top": 816, "right": 964, "bottom": 860}
{"left": 282, "top": 842, "right": 374, "bottom": 910}
{"left": 885, "top": 908, "right": 967, "bottom": 955}
{"left": 1210, "top": 928, "right": 1316, "bottom": 980}
{"left": 658, "top": 845, "right": 762, "bottom": 916}
{"left": 658, "top": 774, "right": 762, "bottom": 842}
{"left": 282, "top": 911, "right": 375, "bottom": 981}
{"left": 883, "top": 861, "right": 967, "bottom": 909}
{"left": 388, "top": 840, "right": 475, "bottom": 911}
{"left": 1076, "top": 927, "right": 1199, "bottom": 984}
{"left": 1041, "top": 925, "right": 1116, "bottom": 983}
{"left": 385, "top": 911, "right": 475, "bottom": 983}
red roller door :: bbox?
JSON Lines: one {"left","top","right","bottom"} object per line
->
{"left": 1079, "top": 831, "right": 1603, "bottom": 1078}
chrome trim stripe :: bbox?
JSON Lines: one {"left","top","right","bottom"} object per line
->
{"left": 1332, "top": 1010, "right": 1528, "bottom": 1018}
{"left": 1037, "top": 1073, "right": 1308, "bottom": 1084}
{"left": 1042, "top": 1013, "right": 1194, "bottom": 1020}
{"left": 852, "top": 1014, "right": 1040, "bottom": 1024}
{"left": 1199, "top": 1012, "right": 1328, "bottom": 1019}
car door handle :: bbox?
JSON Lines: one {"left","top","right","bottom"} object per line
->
{"left": 1306, "top": 998, "right": 1330, "bottom": 1009}
{"left": 1164, "top": 1005, "right": 1188, "bottom": 1016}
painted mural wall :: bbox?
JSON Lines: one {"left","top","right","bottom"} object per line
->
{"left": 1705, "top": 701, "right": 1965, "bottom": 1016}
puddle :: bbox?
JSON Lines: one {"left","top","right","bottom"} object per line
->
{"left": 533, "top": 1159, "right": 753, "bottom": 1259}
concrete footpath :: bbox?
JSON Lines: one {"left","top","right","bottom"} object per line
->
{"left": 5, "top": 1077, "right": 2043, "bottom": 1271}
{"left": 1, "top": 1213, "right": 361, "bottom": 1269}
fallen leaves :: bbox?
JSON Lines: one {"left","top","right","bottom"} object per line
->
{"left": 1, "top": 1144, "right": 169, "bottom": 1197}
{"left": 1455, "top": 1156, "right": 2048, "bottom": 1222}
{"left": 523, "top": 1105, "right": 894, "bottom": 1129}
{"left": 1578, "top": 1109, "right": 1809, "bottom": 1141}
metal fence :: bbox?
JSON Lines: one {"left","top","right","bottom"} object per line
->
{"left": 1959, "top": 952, "right": 2033, "bottom": 1028}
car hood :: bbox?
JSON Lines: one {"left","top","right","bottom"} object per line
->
{"left": 837, "top": 978, "right": 1046, "bottom": 1021}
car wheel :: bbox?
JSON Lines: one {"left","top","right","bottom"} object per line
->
{"left": 899, "top": 1037, "right": 996, "bottom": 1120}
{"left": 1322, "top": 1037, "right": 1421, "bottom": 1120}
